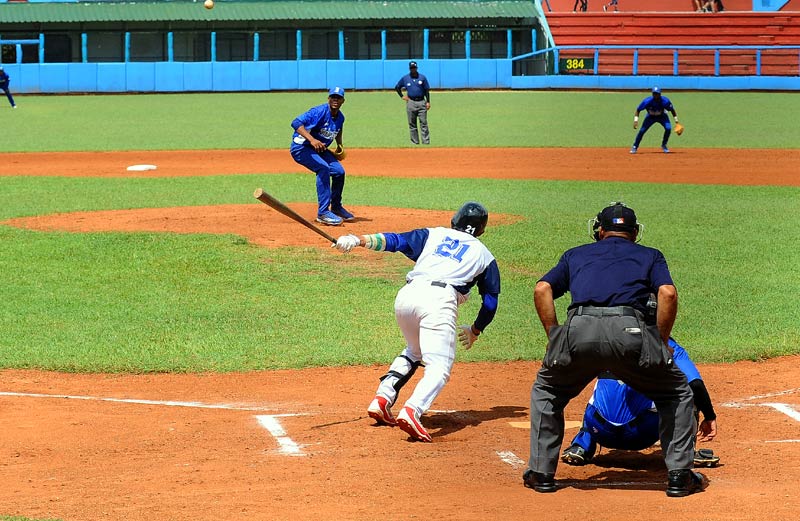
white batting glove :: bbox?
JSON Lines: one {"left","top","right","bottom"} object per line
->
{"left": 458, "top": 324, "right": 479, "bottom": 350}
{"left": 333, "top": 234, "right": 360, "bottom": 253}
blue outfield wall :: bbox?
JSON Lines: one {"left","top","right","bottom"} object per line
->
{"left": 5, "top": 59, "right": 800, "bottom": 93}
{"left": 8, "top": 59, "right": 513, "bottom": 94}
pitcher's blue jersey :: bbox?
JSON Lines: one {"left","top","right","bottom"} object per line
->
{"left": 291, "top": 103, "right": 344, "bottom": 149}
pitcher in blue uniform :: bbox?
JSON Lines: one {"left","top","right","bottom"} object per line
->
{"left": 561, "top": 337, "right": 719, "bottom": 467}
{"left": 290, "top": 86, "right": 353, "bottom": 226}
{"left": 631, "top": 86, "right": 679, "bottom": 154}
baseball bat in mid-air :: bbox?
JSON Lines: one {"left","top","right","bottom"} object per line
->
{"left": 253, "top": 188, "right": 337, "bottom": 244}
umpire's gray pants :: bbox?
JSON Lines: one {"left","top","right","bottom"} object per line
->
{"left": 528, "top": 310, "right": 696, "bottom": 476}
{"left": 406, "top": 99, "right": 429, "bottom": 144}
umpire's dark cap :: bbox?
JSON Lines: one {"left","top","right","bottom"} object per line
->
{"left": 409, "top": 61, "right": 418, "bottom": 69}
{"left": 598, "top": 202, "right": 638, "bottom": 233}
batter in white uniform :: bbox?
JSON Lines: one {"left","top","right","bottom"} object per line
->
{"left": 333, "top": 202, "right": 501, "bottom": 442}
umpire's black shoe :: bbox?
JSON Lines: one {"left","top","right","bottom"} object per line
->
{"left": 523, "top": 469, "right": 557, "bottom": 493}
{"left": 666, "top": 470, "right": 709, "bottom": 497}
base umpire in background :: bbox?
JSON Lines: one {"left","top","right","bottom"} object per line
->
{"left": 524, "top": 202, "right": 708, "bottom": 497}
{"left": 395, "top": 61, "right": 431, "bottom": 145}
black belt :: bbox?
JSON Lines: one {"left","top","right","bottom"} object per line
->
{"left": 572, "top": 305, "right": 638, "bottom": 317}
{"left": 409, "top": 97, "right": 425, "bottom": 101}
{"left": 407, "top": 280, "right": 447, "bottom": 288}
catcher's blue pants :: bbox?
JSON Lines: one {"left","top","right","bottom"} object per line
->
{"left": 633, "top": 114, "right": 671, "bottom": 148}
{"left": 290, "top": 146, "right": 346, "bottom": 215}
{"left": 570, "top": 404, "right": 660, "bottom": 459}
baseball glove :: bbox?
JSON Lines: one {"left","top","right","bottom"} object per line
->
{"left": 674, "top": 122, "right": 684, "bottom": 136}
{"left": 331, "top": 144, "right": 346, "bottom": 161}
{"left": 693, "top": 448, "right": 720, "bottom": 468}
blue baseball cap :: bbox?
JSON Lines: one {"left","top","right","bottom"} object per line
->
{"left": 328, "top": 86, "right": 345, "bottom": 98}
{"left": 652, "top": 86, "right": 661, "bottom": 94}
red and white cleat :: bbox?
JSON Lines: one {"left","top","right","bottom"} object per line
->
{"left": 397, "top": 406, "right": 432, "bottom": 442}
{"left": 367, "top": 396, "right": 397, "bottom": 426}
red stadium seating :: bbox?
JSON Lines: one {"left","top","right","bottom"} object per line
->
{"left": 546, "top": 11, "right": 800, "bottom": 75}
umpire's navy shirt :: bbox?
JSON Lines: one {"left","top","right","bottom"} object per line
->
{"left": 395, "top": 73, "right": 430, "bottom": 101}
{"left": 540, "top": 237, "right": 673, "bottom": 313}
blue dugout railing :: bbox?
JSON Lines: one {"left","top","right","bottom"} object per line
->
{"left": 509, "top": 43, "right": 800, "bottom": 90}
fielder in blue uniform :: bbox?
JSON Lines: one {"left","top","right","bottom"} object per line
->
{"left": 0, "top": 67, "right": 17, "bottom": 108}
{"left": 290, "top": 86, "right": 352, "bottom": 226}
{"left": 395, "top": 61, "right": 431, "bottom": 145}
{"left": 561, "top": 337, "right": 719, "bottom": 467}
{"left": 631, "top": 86, "right": 678, "bottom": 154}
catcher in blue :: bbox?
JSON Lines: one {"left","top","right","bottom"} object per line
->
{"left": 561, "top": 337, "right": 720, "bottom": 468}
{"left": 290, "top": 86, "right": 352, "bottom": 226}
{"left": 631, "top": 86, "right": 679, "bottom": 154}
{"left": 332, "top": 202, "right": 501, "bottom": 442}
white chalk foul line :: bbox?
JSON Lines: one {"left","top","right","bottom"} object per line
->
{"left": 256, "top": 415, "right": 306, "bottom": 456}
{"left": 2, "top": 391, "right": 310, "bottom": 457}
{"left": 496, "top": 450, "right": 526, "bottom": 469}
{"left": 722, "top": 387, "right": 800, "bottom": 407}
{"left": 0, "top": 391, "right": 276, "bottom": 411}
{"left": 762, "top": 402, "right": 800, "bottom": 422}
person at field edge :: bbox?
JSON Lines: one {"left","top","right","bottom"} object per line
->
{"left": 0, "top": 67, "right": 17, "bottom": 108}
{"left": 631, "top": 86, "right": 679, "bottom": 154}
{"left": 561, "top": 336, "right": 720, "bottom": 469}
{"left": 290, "top": 86, "right": 353, "bottom": 226}
{"left": 603, "top": 0, "right": 619, "bottom": 12}
{"left": 395, "top": 61, "right": 431, "bottom": 145}
{"left": 573, "top": 0, "right": 588, "bottom": 12}
{"left": 332, "top": 202, "right": 501, "bottom": 443}
{"left": 524, "top": 202, "right": 707, "bottom": 497}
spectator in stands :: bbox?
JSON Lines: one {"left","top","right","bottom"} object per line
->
{"left": 573, "top": 0, "right": 588, "bottom": 12}
{"left": 0, "top": 67, "right": 17, "bottom": 108}
{"left": 603, "top": 0, "right": 619, "bottom": 12}
{"left": 694, "top": 0, "right": 723, "bottom": 12}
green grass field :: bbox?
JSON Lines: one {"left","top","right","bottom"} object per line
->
{"left": 4, "top": 90, "right": 800, "bottom": 151}
{"left": 1, "top": 91, "right": 798, "bottom": 376}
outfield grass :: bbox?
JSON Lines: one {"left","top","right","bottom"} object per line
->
{"left": 0, "top": 91, "right": 798, "bottom": 372}
{"left": 3, "top": 91, "right": 800, "bottom": 151}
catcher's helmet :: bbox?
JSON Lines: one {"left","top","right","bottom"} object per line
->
{"left": 588, "top": 201, "right": 642, "bottom": 241}
{"left": 451, "top": 201, "right": 488, "bottom": 237}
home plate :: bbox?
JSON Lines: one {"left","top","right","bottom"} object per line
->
{"left": 126, "top": 164, "right": 157, "bottom": 171}
{"left": 509, "top": 420, "right": 582, "bottom": 429}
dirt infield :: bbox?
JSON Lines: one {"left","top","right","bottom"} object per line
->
{"left": 1, "top": 148, "right": 799, "bottom": 521}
